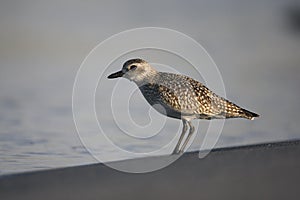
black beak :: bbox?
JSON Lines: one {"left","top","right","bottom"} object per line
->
{"left": 107, "top": 70, "right": 124, "bottom": 79}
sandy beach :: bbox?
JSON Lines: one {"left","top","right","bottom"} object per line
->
{"left": 0, "top": 140, "right": 299, "bottom": 200}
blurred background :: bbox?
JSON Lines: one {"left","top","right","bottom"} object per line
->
{"left": 0, "top": 0, "right": 299, "bottom": 175}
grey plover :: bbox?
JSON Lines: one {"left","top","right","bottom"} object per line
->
{"left": 108, "top": 58, "right": 259, "bottom": 154}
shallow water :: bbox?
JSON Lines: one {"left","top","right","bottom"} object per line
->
{"left": 0, "top": 0, "right": 300, "bottom": 175}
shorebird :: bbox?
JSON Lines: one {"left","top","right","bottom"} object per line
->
{"left": 108, "top": 58, "right": 259, "bottom": 154}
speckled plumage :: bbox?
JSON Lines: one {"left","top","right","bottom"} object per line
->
{"left": 139, "top": 72, "right": 256, "bottom": 120}
{"left": 108, "top": 58, "right": 259, "bottom": 154}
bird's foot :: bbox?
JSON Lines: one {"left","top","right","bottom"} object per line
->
{"left": 172, "top": 149, "right": 183, "bottom": 155}
{"left": 172, "top": 150, "right": 179, "bottom": 155}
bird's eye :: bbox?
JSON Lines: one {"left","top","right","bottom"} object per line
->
{"left": 129, "top": 65, "right": 137, "bottom": 70}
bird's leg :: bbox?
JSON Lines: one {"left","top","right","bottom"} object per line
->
{"left": 172, "top": 119, "right": 188, "bottom": 154}
{"left": 179, "top": 121, "right": 195, "bottom": 153}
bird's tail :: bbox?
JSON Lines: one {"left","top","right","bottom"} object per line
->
{"left": 240, "top": 108, "right": 259, "bottom": 120}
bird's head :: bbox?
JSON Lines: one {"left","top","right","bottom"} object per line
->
{"left": 107, "top": 58, "right": 157, "bottom": 84}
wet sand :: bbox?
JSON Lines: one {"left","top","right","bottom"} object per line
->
{"left": 1, "top": 140, "right": 299, "bottom": 200}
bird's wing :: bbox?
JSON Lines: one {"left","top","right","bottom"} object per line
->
{"left": 157, "top": 84, "right": 182, "bottom": 112}
{"left": 187, "top": 77, "right": 244, "bottom": 119}
{"left": 155, "top": 75, "right": 203, "bottom": 116}
{"left": 150, "top": 72, "right": 258, "bottom": 120}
